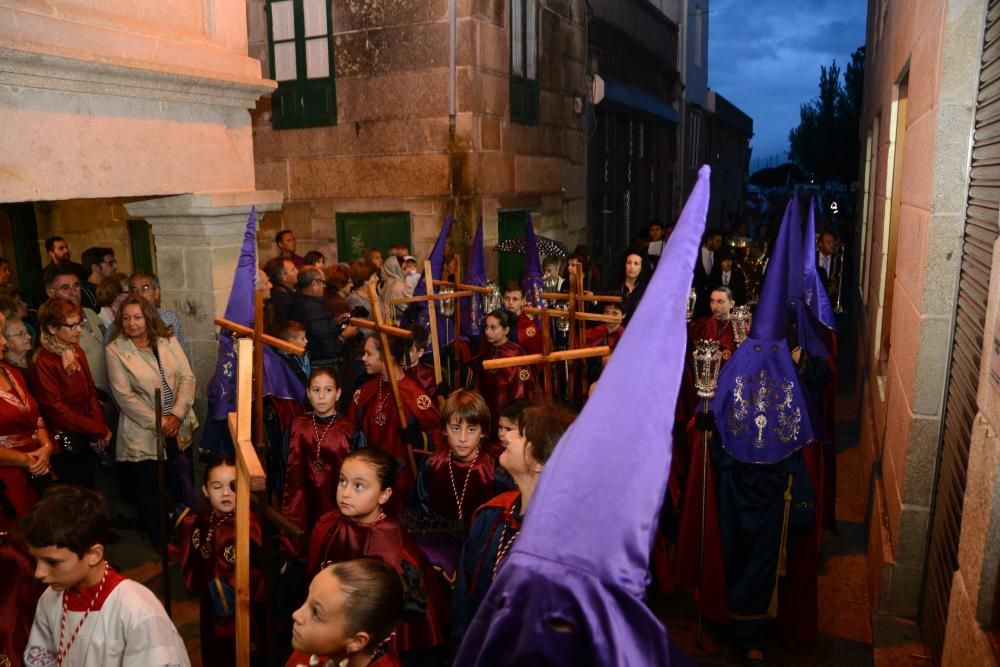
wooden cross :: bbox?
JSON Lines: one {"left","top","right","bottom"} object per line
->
{"left": 520, "top": 304, "right": 622, "bottom": 399}
{"left": 350, "top": 283, "right": 428, "bottom": 472}
{"left": 226, "top": 338, "right": 267, "bottom": 667}
{"left": 390, "top": 260, "right": 472, "bottom": 385}
{"left": 431, "top": 259, "right": 495, "bottom": 386}
{"left": 540, "top": 272, "right": 623, "bottom": 348}
{"left": 215, "top": 289, "right": 306, "bottom": 666}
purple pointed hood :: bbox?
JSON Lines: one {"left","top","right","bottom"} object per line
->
{"left": 207, "top": 207, "right": 304, "bottom": 420}
{"left": 522, "top": 216, "right": 544, "bottom": 307}
{"left": 453, "top": 167, "right": 712, "bottom": 667}
{"left": 463, "top": 218, "right": 486, "bottom": 338}
{"left": 710, "top": 197, "right": 823, "bottom": 464}
{"left": 401, "top": 215, "right": 454, "bottom": 343}
{"left": 803, "top": 195, "right": 837, "bottom": 331}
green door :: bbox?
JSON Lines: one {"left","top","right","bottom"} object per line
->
{"left": 336, "top": 212, "right": 412, "bottom": 263}
{"left": 128, "top": 220, "right": 156, "bottom": 274}
{"left": 7, "top": 204, "right": 44, "bottom": 307}
{"left": 497, "top": 210, "right": 533, "bottom": 286}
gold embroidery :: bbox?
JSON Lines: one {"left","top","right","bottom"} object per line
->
{"left": 416, "top": 394, "right": 432, "bottom": 410}
{"left": 518, "top": 369, "right": 530, "bottom": 382}
{"left": 1, "top": 654, "right": 12, "bottom": 667}
{"left": 525, "top": 326, "right": 537, "bottom": 338}
{"left": 223, "top": 544, "right": 236, "bottom": 565}
{"left": 191, "top": 527, "right": 201, "bottom": 551}
{"left": 353, "top": 389, "right": 361, "bottom": 405}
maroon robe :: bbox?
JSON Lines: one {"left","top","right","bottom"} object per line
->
{"left": 306, "top": 510, "right": 449, "bottom": 654}
{"left": 415, "top": 449, "right": 510, "bottom": 531}
{"left": 585, "top": 323, "right": 625, "bottom": 350}
{"left": 407, "top": 363, "right": 438, "bottom": 399}
{"left": 180, "top": 507, "right": 265, "bottom": 667}
{"left": 689, "top": 314, "right": 737, "bottom": 361}
{"left": 281, "top": 412, "right": 353, "bottom": 557}
{"left": 0, "top": 362, "right": 45, "bottom": 667}
{"left": 285, "top": 649, "right": 403, "bottom": 667}
{"left": 476, "top": 341, "right": 540, "bottom": 441}
{"left": 346, "top": 375, "right": 444, "bottom": 516}
{"left": 513, "top": 313, "right": 543, "bottom": 355}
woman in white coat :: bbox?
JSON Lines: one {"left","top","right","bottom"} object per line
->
{"left": 106, "top": 296, "right": 198, "bottom": 544}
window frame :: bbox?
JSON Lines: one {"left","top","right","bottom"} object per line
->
{"left": 510, "top": 0, "right": 539, "bottom": 125}
{"left": 265, "top": 0, "right": 337, "bottom": 130}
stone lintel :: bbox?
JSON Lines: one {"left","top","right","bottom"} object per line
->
{"left": 0, "top": 45, "right": 276, "bottom": 110}
{"left": 125, "top": 191, "right": 284, "bottom": 237}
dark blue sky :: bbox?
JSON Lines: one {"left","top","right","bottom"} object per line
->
{"left": 708, "top": 0, "right": 868, "bottom": 170}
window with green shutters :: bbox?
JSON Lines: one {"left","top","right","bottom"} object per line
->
{"left": 266, "top": 0, "right": 337, "bottom": 129}
{"left": 510, "top": 0, "right": 539, "bottom": 125}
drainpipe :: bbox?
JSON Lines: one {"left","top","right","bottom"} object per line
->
{"left": 449, "top": 0, "right": 457, "bottom": 137}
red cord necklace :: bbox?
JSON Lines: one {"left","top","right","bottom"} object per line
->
{"left": 57, "top": 562, "right": 109, "bottom": 665}
{"left": 448, "top": 449, "right": 481, "bottom": 522}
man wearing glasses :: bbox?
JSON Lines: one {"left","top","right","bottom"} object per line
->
{"left": 126, "top": 272, "right": 190, "bottom": 362}
{"left": 291, "top": 266, "right": 357, "bottom": 367}
{"left": 80, "top": 247, "right": 118, "bottom": 314}
{"left": 42, "top": 263, "right": 108, "bottom": 393}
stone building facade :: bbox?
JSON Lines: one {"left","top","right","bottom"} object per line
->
{"left": 248, "top": 0, "right": 591, "bottom": 279}
{"left": 0, "top": 0, "right": 280, "bottom": 401}
{"left": 854, "top": 0, "right": 1000, "bottom": 663}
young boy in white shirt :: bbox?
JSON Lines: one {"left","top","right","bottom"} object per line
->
{"left": 22, "top": 486, "right": 190, "bottom": 667}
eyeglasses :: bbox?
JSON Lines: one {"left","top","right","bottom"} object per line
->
{"left": 6, "top": 330, "right": 30, "bottom": 338}
{"left": 55, "top": 282, "right": 81, "bottom": 294}
{"left": 129, "top": 284, "right": 154, "bottom": 294}
{"left": 58, "top": 321, "right": 84, "bottom": 331}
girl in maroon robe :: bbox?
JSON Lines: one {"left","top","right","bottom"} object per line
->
{"left": 282, "top": 367, "right": 353, "bottom": 557}
{"left": 0, "top": 350, "right": 51, "bottom": 667}
{"left": 346, "top": 336, "right": 444, "bottom": 516}
{"left": 306, "top": 449, "right": 449, "bottom": 659}
{"left": 180, "top": 457, "right": 264, "bottom": 667}
{"left": 286, "top": 559, "right": 406, "bottom": 667}
{"left": 476, "top": 310, "right": 540, "bottom": 443}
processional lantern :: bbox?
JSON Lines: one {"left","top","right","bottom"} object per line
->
{"left": 692, "top": 339, "right": 722, "bottom": 400}
{"left": 687, "top": 288, "right": 697, "bottom": 323}
{"left": 730, "top": 305, "right": 752, "bottom": 347}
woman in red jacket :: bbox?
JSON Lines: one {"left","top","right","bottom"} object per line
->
{"left": 27, "top": 298, "right": 110, "bottom": 488}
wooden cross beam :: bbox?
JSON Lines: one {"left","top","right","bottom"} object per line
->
{"left": 390, "top": 260, "right": 472, "bottom": 385}
{"left": 214, "top": 289, "right": 305, "bottom": 460}
{"left": 226, "top": 338, "right": 267, "bottom": 667}
{"left": 482, "top": 344, "right": 611, "bottom": 401}
{"left": 351, "top": 283, "right": 426, "bottom": 472}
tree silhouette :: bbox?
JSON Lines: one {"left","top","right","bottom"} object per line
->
{"left": 788, "top": 46, "right": 865, "bottom": 185}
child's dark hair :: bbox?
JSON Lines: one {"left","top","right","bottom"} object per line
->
{"left": 20, "top": 486, "right": 113, "bottom": 558}
{"left": 308, "top": 366, "right": 341, "bottom": 390}
{"left": 205, "top": 455, "right": 237, "bottom": 481}
{"left": 441, "top": 389, "right": 490, "bottom": 430}
{"left": 325, "top": 558, "right": 404, "bottom": 650}
{"left": 499, "top": 399, "right": 528, "bottom": 426}
{"left": 519, "top": 404, "right": 575, "bottom": 465}
{"left": 485, "top": 309, "right": 512, "bottom": 331}
{"left": 343, "top": 449, "right": 398, "bottom": 490}
{"left": 278, "top": 320, "right": 306, "bottom": 341}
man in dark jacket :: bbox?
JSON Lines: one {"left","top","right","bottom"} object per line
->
{"left": 264, "top": 256, "right": 298, "bottom": 328}
{"left": 291, "top": 267, "right": 358, "bottom": 366}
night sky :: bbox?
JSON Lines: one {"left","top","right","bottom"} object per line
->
{"left": 708, "top": 0, "right": 868, "bottom": 170}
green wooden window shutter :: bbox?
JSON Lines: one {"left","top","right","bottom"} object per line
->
{"left": 497, "top": 210, "right": 533, "bottom": 285}
{"left": 128, "top": 220, "right": 156, "bottom": 274}
{"left": 267, "top": 0, "right": 337, "bottom": 130}
{"left": 335, "top": 212, "right": 412, "bottom": 263}
{"left": 510, "top": 0, "right": 539, "bottom": 125}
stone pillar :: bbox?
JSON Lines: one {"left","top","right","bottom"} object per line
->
{"left": 125, "top": 191, "right": 283, "bottom": 408}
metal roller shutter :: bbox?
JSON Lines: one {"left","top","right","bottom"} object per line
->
{"left": 921, "top": 3, "right": 1000, "bottom": 662}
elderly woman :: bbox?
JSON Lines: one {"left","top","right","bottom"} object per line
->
{"left": 346, "top": 259, "right": 379, "bottom": 325}
{"left": 106, "top": 295, "right": 198, "bottom": 544}
{"left": 0, "top": 310, "right": 51, "bottom": 664}
{"left": 27, "top": 298, "right": 110, "bottom": 488}
{"left": 378, "top": 255, "right": 410, "bottom": 322}
{"left": 3, "top": 316, "right": 33, "bottom": 369}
